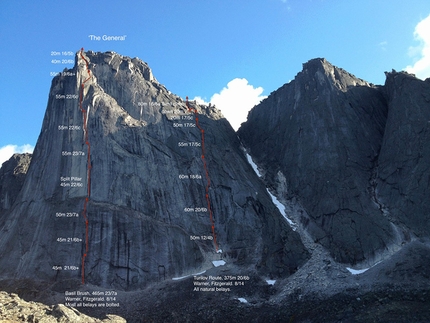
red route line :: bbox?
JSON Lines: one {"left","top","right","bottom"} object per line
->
{"left": 79, "top": 48, "right": 92, "bottom": 284}
{"left": 186, "top": 96, "right": 219, "bottom": 252}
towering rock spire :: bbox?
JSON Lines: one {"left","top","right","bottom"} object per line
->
{"left": 0, "top": 50, "right": 309, "bottom": 290}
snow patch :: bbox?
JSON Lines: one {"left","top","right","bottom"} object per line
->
{"left": 266, "top": 189, "right": 296, "bottom": 231}
{"left": 244, "top": 151, "right": 296, "bottom": 231}
{"left": 172, "top": 270, "right": 206, "bottom": 280}
{"left": 346, "top": 260, "right": 382, "bottom": 275}
{"left": 346, "top": 267, "right": 369, "bottom": 275}
{"left": 172, "top": 275, "right": 189, "bottom": 281}
{"left": 193, "top": 270, "right": 207, "bottom": 276}
{"left": 238, "top": 298, "right": 248, "bottom": 303}
{"left": 212, "top": 260, "right": 226, "bottom": 267}
{"left": 245, "top": 153, "right": 262, "bottom": 177}
{"left": 266, "top": 279, "right": 276, "bottom": 285}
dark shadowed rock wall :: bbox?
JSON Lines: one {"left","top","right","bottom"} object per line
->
{"left": 239, "top": 58, "right": 429, "bottom": 265}
{"left": 377, "top": 71, "right": 430, "bottom": 236}
{"left": 0, "top": 153, "right": 31, "bottom": 213}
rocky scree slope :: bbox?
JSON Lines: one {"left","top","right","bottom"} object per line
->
{"left": 0, "top": 291, "right": 125, "bottom": 322}
{"left": 238, "top": 58, "right": 430, "bottom": 266}
{"left": 0, "top": 50, "right": 309, "bottom": 290}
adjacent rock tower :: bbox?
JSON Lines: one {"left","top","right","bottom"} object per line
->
{"left": 238, "top": 58, "right": 430, "bottom": 265}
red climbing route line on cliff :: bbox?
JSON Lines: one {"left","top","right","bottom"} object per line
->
{"left": 79, "top": 48, "right": 92, "bottom": 284}
{"left": 186, "top": 97, "right": 219, "bottom": 252}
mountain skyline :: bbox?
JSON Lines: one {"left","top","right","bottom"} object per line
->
{"left": 0, "top": 1, "right": 430, "bottom": 165}
{"left": 1, "top": 49, "right": 429, "bottom": 322}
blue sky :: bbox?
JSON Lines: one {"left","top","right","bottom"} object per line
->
{"left": 1, "top": 0, "right": 429, "bottom": 164}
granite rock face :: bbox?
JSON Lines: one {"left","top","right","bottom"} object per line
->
{"left": 377, "top": 71, "right": 430, "bottom": 236}
{"left": 0, "top": 51, "right": 309, "bottom": 290}
{"left": 0, "top": 153, "right": 31, "bottom": 212}
{"left": 238, "top": 58, "right": 429, "bottom": 265}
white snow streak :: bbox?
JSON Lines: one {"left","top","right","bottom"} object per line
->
{"left": 172, "top": 270, "right": 206, "bottom": 280}
{"left": 244, "top": 151, "right": 296, "bottom": 230}
{"left": 246, "top": 153, "right": 262, "bottom": 177}
{"left": 346, "top": 267, "right": 369, "bottom": 275}
{"left": 266, "top": 189, "right": 296, "bottom": 230}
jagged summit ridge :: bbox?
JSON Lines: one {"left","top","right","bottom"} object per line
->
{"left": 74, "top": 50, "right": 156, "bottom": 82}
{"left": 300, "top": 57, "right": 373, "bottom": 91}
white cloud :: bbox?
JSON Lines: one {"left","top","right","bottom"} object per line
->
{"left": 209, "top": 78, "right": 266, "bottom": 131}
{"left": 192, "top": 96, "right": 209, "bottom": 105}
{"left": 405, "top": 14, "right": 430, "bottom": 80}
{"left": 378, "top": 41, "right": 387, "bottom": 51}
{"left": 0, "top": 144, "right": 34, "bottom": 167}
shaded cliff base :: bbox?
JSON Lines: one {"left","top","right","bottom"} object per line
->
{"left": 1, "top": 239, "right": 430, "bottom": 322}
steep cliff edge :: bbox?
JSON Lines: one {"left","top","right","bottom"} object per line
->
{"left": 238, "top": 58, "right": 428, "bottom": 265}
{"left": 0, "top": 50, "right": 309, "bottom": 290}
{"left": 377, "top": 71, "right": 430, "bottom": 236}
{"left": 0, "top": 153, "right": 31, "bottom": 213}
